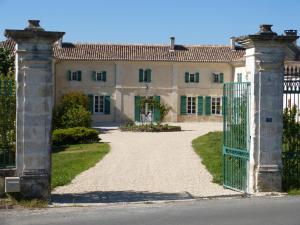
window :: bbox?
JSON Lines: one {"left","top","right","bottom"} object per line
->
{"left": 212, "top": 73, "right": 224, "bottom": 83}
{"left": 237, "top": 73, "right": 242, "bottom": 82}
{"left": 187, "top": 97, "right": 196, "bottom": 114}
{"left": 139, "top": 69, "right": 151, "bottom": 83}
{"left": 185, "top": 72, "right": 199, "bottom": 83}
{"left": 68, "top": 70, "right": 82, "bottom": 81}
{"left": 94, "top": 96, "right": 104, "bottom": 113}
{"left": 211, "top": 97, "right": 221, "bottom": 115}
{"left": 93, "top": 71, "right": 107, "bottom": 82}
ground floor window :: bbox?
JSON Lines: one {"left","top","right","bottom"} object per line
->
{"left": 211, "top": 97, "right": 221, "bottom": 115}
{"left": 94, "top": 96, "right": 104, "bottom": 113}
{"left": 187, "top": 97, "right": 196, "bottom": 114}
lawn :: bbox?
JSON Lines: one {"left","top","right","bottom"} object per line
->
{"left": 51, "top": 143, "right": 110, "bottom": 189}
{"left": 192, "top": 131, "right": 223, "bottom": 185}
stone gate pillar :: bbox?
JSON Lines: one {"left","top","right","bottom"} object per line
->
{"left": 5, "top": 20, "right": 64, "bottom": 199}
{"left": 236, "top": 25, "right": 298, "bottom": 192}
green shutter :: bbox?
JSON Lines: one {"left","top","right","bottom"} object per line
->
{"left": 154, "top": 96, "right": 161, "bottom": 122}
{"left": 195, "top": 72, "right": 200, "bottom": 83}
{"left": 68, "top": 70, "right": 72, "bottom": 81}
{"left": 222, "top": 96, "right": 227, "bottom": 116}
{"left": 92, "top": 71, "right": 96, "bottom": 81}
{"left": 147, "top": 69, "right": 152, "bottom": 83}
{"left": 139, "top": 69, "right": 144, "bottom": 82}
{"left": 102, "top": 71, "right": 107, "bottom": 82}
{"left": 205, "top": 96, "right": 211, "bottom": 115}
{"left": 135, "top": 96, "right": 141, "bottom": 122}
{"left": 185, "top": 72, "right": 189, "bottom": 83}
{"left": 197, "top": 96, "right": 203, "bottom": 115}
{"left": 104, "top": 96, "right": 110, "bottom": 114}
{"left": 219, "top": 73, "right": 224, "bottom": 83}
{"left": 87, "top": 94, "right": 94, "bottom": 113}
{"left": 180, "top": 95, "right": 187, "bottom": 115}
{"left": 77, "top": 70, "right": 82, "bottom": 81}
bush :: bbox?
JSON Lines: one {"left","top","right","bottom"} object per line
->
{"left": 53, "top": 92, "right": 91, "bottom": 129}
{"left": 52, "top": 127, "right": 100, "bottom": 146}
{"left": 120, "top": 123, "right": 181, "bottom": 132}
{"left": 59, "top": 105, "right": 91, "bottom": 129}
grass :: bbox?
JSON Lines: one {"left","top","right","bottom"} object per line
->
{"left": 0, "top": 194, "right": 48, "bottom": 209}
{"left": 192, "top": 131, "right": 223, "bottom": 185}
{"left": 288, "top": 189, "right": 300, "bottom": 195}
{"left": 51, "top": 143, "right": 110, "bottom": 190}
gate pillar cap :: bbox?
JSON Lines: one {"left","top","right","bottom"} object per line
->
{"left": 4, "top": 20, "right": 64, "bottom": 43}
{"left": 235, "top": 24, "right": 298, "bottom": 48}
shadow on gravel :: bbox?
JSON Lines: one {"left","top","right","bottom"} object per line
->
{"left": 51, "top": 191, "right": 194, "bottom": 204}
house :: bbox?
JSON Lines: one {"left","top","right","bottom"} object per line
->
{"left": 1, "top": 29, "right": 298, "bottom": 123}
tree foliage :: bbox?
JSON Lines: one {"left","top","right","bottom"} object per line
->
{"left": 52, "top": 91, "right": 91, "bottom": 129}
{"left": 283, "top": 106, "right": 300, "bottom": 152}
{"left": 0, "top": 47, "right": 14, "bottom": 77}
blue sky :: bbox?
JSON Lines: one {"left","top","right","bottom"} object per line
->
{"left": 1, "top": 0, "right": 300, "bottom": 45}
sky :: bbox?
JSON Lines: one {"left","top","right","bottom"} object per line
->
{"left": 1, "top": 0, "right": 300, "bottom": 45}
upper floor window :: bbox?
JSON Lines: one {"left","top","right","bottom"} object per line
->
{"left": 185, "top": 72, "right": 199, "bottom": 83}
{"left": 139, "top": 69, "right": 152, "bottom": 83}
{"left": 212, "top": 73, "right": 224, "bottom": 83}
{"left": 92, "top": 71, "right": 107, "bottom": 82}
{"left": 67, "top": 70, "right": 82, "bottom": 81}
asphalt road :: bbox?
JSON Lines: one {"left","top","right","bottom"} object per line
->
{"left": 1, "top": 197, "right": 300, "bottom": 225}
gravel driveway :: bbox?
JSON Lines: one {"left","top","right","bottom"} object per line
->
{"left": 53, "top": 122, "right": 236, "bottom": 200}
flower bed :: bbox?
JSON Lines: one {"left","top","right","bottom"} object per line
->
{"left": 120, "top": 123, "right": 181, "bottom": 132}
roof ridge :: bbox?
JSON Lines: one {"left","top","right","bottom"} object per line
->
{"left": 65, "top": 42, "right": 231, "bottom": 48}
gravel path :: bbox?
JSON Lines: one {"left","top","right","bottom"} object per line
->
{"left": 53, "top": 122, "right": 236, "bottom": 198}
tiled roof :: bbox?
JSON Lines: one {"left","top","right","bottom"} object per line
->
{"left": 0, "top": 39, "right": 15, "bottom": 53}
{"left": 1, "top": 39, "right": 245, "bottom": 62}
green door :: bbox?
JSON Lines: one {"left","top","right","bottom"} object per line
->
{"left": 223, "top": 82, "right": 250, "bottom": 192}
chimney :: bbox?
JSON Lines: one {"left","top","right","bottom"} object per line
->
{"left": 284, "top": 29, "right": 298, "bottom": 45}
{"left": 170, "top": 37, "right": 175, "bottom": 51}
{"left": 230, "top": 37, "right": 236, "bottom": 50}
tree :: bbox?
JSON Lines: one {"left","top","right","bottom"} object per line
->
{"left": 0, "top": 47, "right": 14, "bottom": 77}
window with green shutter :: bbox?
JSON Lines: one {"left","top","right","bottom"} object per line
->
{"left": 195, "top": 72, "right": 200, "bottom": 83}
{"left": 104, "top": 96, "right": 110, "bottom": 114}
{"left": 93, "top": 71, "right": 107, "bottom": 82}
{"left": 87, "top": 94, "right": 94, "bottom": 113}
{"left": 219, "top": 73, "right": 224, "bottom": 83}
{"left": 68, "top": 70, "right": 82, "bottom": 81}
{"left": 205, "top": 96, "right": 211, "bottom": 115}
{"left": 197, "top": 96, "right": 203, "bottom": 115}
{"left": 180, "top": 95, "right": 187, "bottom": 115}
{"left": 139, "top": 69, "right": 144, "bottom": 82}
{"left": 77, "top": 70, "right": 82, "bottom": 81}
{"left": 135, "top": 96, "right": 141, "bottom": 122}
{"left": 185, "top": 72, "right": 189, "bottom": 83}
{"left": 153, "top": 96, "right": 160, "bottom": 122}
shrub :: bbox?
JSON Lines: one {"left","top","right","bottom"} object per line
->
{"left": 52, "top": 92, "right": 91, "bottom": 129}
{"left": 52, "top": 127, "right": 100, "bottom": 146}
{"left": 59, "top": 105, "right": 91, "bottom": 129}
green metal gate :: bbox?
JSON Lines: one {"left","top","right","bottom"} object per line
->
{"left": 223, "top": 82, "right": 250, "bottom": 192}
